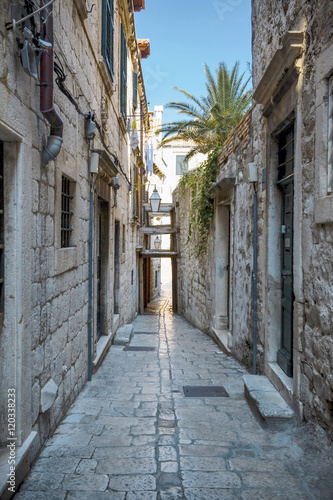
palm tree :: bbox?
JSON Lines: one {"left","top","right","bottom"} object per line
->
{"left": 159, "top": 61, "right": 252, "bottom": 158}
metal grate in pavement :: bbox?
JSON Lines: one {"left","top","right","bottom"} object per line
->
{"left": 133, "top": 331, "right": 158, "bottom": 335}
{"left": 183, "top": 386, "right": 229, "bottom": 398}
{"left": 123, "top": 346, "right": 156, "bottom": 352}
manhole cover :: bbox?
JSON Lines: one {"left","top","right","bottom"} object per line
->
{"left": 134, "top": 331, "right": 158, "bottom": 335}
{"left": 123, "top": 346, "right": 156, "bottom": 352}
{"left": 183, "top": 386, "right": 229, "bottom": 398}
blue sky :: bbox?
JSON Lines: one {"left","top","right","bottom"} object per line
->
{"left": 134, "top": 0, "right": 252, "bottom": 124}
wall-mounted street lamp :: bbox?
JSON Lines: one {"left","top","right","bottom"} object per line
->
{"left": 149, "top": 187, "right": 161, "bottom": 212}
{"left": 154, "top": 236, "right": 162, "bottom": 249}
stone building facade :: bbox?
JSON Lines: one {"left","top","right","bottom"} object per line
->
{"left": 0, "top": 0, "right": 149, "bottom": 495}
{"left": 177, "top": 1, "right": 333, "bottom": 438}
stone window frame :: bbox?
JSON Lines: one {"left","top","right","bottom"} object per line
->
{"left": 54, "top": 162, "right": 79, "bottom": 276}
{"left": 314, "top": 45, "right": 333, "bottom": 224}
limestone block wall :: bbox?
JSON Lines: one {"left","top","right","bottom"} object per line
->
{"left": 0, "top": 0, "right": 145, "bottom": 463}
{"left": 252, "top": 0, "right": 333, "bottom": 436}
{"left": 176, "top": 185, "right": 214, "bottom": 334}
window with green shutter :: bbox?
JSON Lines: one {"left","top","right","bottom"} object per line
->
{"left": 133, "top": 71, "right": 138, "bottom": 109}
{"left": 102, "top": 0, "right": 114, "bottom": 81}
{"left": 120, "top": 24, "right": 127, "bottom": 118}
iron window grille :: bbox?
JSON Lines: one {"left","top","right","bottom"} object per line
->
{"left": 102, "top": 0, "right": 114, "bottom": 81}
{"left": 328, "top": 75, "right": 333, "bottom": 193}
{"left": 61, "top": 175, "right": 73, "bottom": 248}
{"left": 120, "top": 24, "right": 127, "bottom": 118}
{"left": 0, "top": 141, "right": 4, "bottom": 315}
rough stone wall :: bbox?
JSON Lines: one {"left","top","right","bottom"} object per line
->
{"left": 252, "top": 0, "right": 333, "bottom": 436}
{"left": 0, "top": 0, "right": 143, "bottom": 459}
{"left": 176, "top": 186, "right": 213, "bottom": 334}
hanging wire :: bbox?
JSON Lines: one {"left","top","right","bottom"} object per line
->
{"left": 6, "top": 0, "right": 58, "bottom": 30}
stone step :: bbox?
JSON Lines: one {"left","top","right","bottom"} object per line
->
{"left": 243, "top": 374, "right": 295, "bottom": 425}
{"left": 113, "top": 324, "right": 134, "bottom": 346}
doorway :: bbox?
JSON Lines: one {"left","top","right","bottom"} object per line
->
{"left": 214, "top": 203, "right": 231, "bottom": 335}
{"left": 96, "top": 199, "right": 108, "bottom": 339}
{"left": 114, "top": 220, "right": 120, "bottom": 314}
{"left": 276, "top": 122, "right": 294, "bottom": 377}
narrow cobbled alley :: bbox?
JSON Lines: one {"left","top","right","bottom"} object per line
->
{"left": 14, "top": 288, "right": 333, "bottom": 500}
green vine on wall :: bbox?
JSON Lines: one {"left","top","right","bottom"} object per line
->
{"left": 178, "top": 149, "right": 220, "bottom": 256}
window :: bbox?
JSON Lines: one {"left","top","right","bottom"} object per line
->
{"left": 176, "top": 155, "right": 188, "bottom": 175}
{"left": 122, "top": 223, "right": 126, "bottom": 254}
{"left": 328, "top": 75, "right": 333, "bottom": 193}
{"left": 102, "top": 0, "right": 114, "bottom": 81}
{"left": 276, "top": 122, "right": 294, "bottom": 185}
{"left": 61, "top": 175, "right": 73, "bottom": 248}
{"left": 133, "top": 71, "right": 138, "bottom": 109}
{"left": 0, "top": 141, "right": 4, "bottom": 314}
{"left": 120, "top": 24, "right": 127, "bottom": 118}
{"left": 155, "top": 270, "right": 158, "bottom": 289}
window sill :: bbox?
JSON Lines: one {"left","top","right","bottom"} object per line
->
{"left": 314, "top": 195, "right": 333, "bottom": 224}
{"left": 55, "top": 247, "right": 78, "bottom": 276}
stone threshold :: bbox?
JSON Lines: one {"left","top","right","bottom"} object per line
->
{"left": 93, "top": 331, "right": 113, "bottom": 373}
{"left": 243, "top": 374, "right": 295, "bottom": 427}
{"left": 212, "top": 328, "right": 231, "bottom": 355}
{"left": 0, "top": 431, "right": 38, "bottom": 500}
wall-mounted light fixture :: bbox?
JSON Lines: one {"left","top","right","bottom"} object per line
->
{"left": 111, "top": 176, "right": 121, "bottom": 207}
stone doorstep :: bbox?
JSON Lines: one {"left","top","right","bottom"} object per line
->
{"left": 243, "top": 374, "right": 295, "bottom": 422}
{"left": 112, "top": 323, "right": 134, "bottom": 346}
{"left": 211, "top": 329, "right": 231, "bottom": 355}
{"left": 0, "top": 431, "right": 38, "bottom": 500}
{"left": 93, "top": 331, "right": 113, "bottom": 373}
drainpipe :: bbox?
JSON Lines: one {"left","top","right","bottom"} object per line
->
{"left": 252, "top": 184, "right": 258, "bottom": 374}
{"left": 40, "top": 0, "right": 63, "bottom": 166}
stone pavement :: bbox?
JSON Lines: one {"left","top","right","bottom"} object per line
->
{"left": 14, "top": 289, "right": 333, "bottom": 500}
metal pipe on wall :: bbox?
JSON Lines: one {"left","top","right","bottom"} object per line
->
{"left": 40, "top": 0, "right": 63, "bottom": 166}
{"left": 252, "top": 185, "right": 258, "bottom": 374}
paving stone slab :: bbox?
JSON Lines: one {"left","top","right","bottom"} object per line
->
{"left": 108, "top": 474, "right": 156, "bottom": 491}
{"left": 32, "top": 457, "right": 80, "bottom": 474}
{"left": 14, "top": 492, "right": 66, "bottom": 500}
{"left": 62, "top": 474, "right": 109, "bottom": 491}
{"left": 126, "top": 492, "right": 157, "bottom": 500}
{"left": 19, "top": 471, "right": 65, "bottom": 491}
{"left": 184, "top": 489, "right": 238, "bottom": 500}
{"left": 93, "top": 446, "right": 155, "bottom": 460}
{"left": 75, "top": 458, "right": 98, "bottom": 474}
{"left": 180, "top": 456, "right": 227, "bottom": 471}
{"left": 179, "top": 445, "right": 230, "bottom": 457}
{"left": 66, "top": 492, "right": 125, "bottom": 500}
{"left": 96, "top": 457, "right": 157, "bottom": 474}
{"left": 181, "top": 471, "right": 241, "bottom": 489}
{"left": 159, "top": 488, "right": 184, "bottom": 499}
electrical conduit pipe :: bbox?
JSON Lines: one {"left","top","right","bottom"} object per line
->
{"left": 40, "top": 0, "right": 63, "bottom": 166}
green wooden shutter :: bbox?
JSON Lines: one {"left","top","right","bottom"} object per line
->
{"left": 120, "top": 24, "right": 127, "bottom": 118}
{"left": 133, "top": 71, "right": 138, "bottom": 109}
{"left": 102, "top": 0, "right": 114, "bottom": 80}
